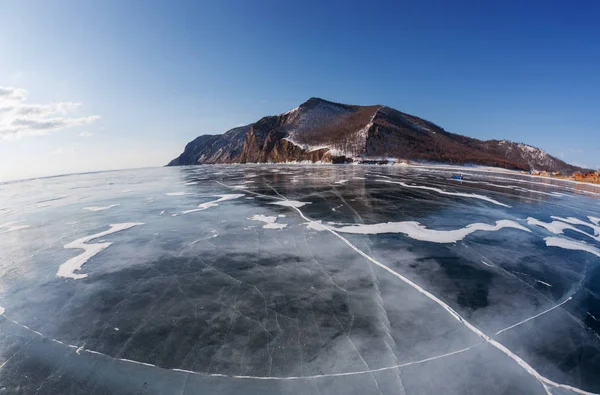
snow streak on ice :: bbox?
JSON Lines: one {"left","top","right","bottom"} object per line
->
{"left": 248, "top": 214, "right": 287, "bottom": 229}
{"left": 270, "top": 200, "right": 311, "bottom": 208}
{"left": 545, "top": 237, "right": 600, "bottom": 258}
{"left": 0, "top": 221, "right": 30, "bottom": 234}
{"left": 330, "top": 220, "right": 530, "bottom": 243}
{"left": 57, "top": 223, "right": 144, "bottom": 280}
{"left": 182, "top": 194, "right": 245, "bottom": 214}
{"left": 378, "top": 179, "right": 510, "bottom": 207}
{"left": 84, "top": 204, "right": 120, "bottom": 211}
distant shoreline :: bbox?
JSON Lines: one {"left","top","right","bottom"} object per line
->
{"left": 3, "top": 163, "right": 599, "bottom": 189}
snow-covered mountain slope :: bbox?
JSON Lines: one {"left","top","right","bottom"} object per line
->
{"left": 168, "top": 98, "right": 584, "bottom": 174}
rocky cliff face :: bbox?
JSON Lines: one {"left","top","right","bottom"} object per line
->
{"left": 168, "top": 98, "right": 583, "bottom": 173}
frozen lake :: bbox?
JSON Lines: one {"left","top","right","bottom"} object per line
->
{"left": 1, "top": 165, "right": 600, "bottom": 394}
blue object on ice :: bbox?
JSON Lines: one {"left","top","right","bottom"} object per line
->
{"left": 452, "top": 175, "right": 463, "bottom": 180}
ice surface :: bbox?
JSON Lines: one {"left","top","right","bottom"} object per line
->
{"left": 1, "top": 165, "right": 599, "bottom": 395}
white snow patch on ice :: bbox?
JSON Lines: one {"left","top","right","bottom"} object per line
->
{"left": 527, "top": 217, "right": 579, "bottom": 234}
{"left": 57, "top": 223, "right": 144, "bottom": 280}
{"left": 304, "top": 220, "right": 328, "bottom": 231}
{"left": 545, "top": 237, "right": 600, "bottom": 258}
{"left": 248, "top": 214, "right": 287, "bottom": 230}
{"left": 378, "top": 179, "right": 510, "bottom": 207}
{"left": 334, "top": 180, "right": 348, "bottom": 185}
{"left": 84, "top": 204, "right": 120, "bottom": 212}
{"left": 551, "top": 216, "right": 600, "bottom": 236}
{"left": 331, "top": 220, "right": 530, "bottom": 243}
{"left": 182, "top": 194, "right": 245, "bottom": 214}
{"left": 528, "top": 217, "right": 600, "bottom": 242}
{"left": 270, "top": 200, "right": 311, "bottom": 208}
{"left": 165, "top": 192, "right": 189, "bottom": 196}
{"left": 0, "top": 306, "right": 5, "bottom": 315}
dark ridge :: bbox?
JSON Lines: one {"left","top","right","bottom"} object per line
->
{"left": 167, "top": 98, "right": 585, "bottom": 174}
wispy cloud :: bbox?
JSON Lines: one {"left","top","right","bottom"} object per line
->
{"left": 0, "top": 86, "right": 100, "bottom": 139}
{"left": 79, "top": 131, "right": 94, "bottom": 137}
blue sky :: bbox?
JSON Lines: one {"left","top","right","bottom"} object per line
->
{"left": 1, "top": 0, "right": 598, "bottom": 180}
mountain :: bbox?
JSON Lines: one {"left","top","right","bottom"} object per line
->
{"left": 167, "top": 98, "right": 583, "bottom": 174}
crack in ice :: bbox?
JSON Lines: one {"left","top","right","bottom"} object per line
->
{"left": 492, "top": 265, "right": 588, "bottom": 340}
